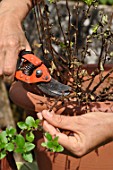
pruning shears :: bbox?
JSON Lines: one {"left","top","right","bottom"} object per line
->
{"left": 15, "top": 50, "right": 71, "bottom": 97}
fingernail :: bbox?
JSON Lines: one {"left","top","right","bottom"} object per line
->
{"left": 37, "top": 112, "right": 43, "bottom": 120}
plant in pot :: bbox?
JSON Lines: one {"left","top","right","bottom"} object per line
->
{"left": 3, "top": 0, "right": 113, "bottom": 169}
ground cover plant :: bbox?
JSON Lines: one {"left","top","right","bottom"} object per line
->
{"left": 0, "top": 116, "right": 63, "bottom": 163}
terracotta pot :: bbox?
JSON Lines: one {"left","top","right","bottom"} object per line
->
{"left": 9, "top": 64, "right": 113, "bottom": 170}
{"left": 0, "top": 152, "right": 18, "bottom": 170}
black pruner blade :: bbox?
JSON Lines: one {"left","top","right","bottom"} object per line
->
{"left": 37, "top": 77, "right": 71, "bottom": 97}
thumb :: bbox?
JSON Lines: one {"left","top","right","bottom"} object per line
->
{"left": 41, "top": 110, "right": 75, "bottom": 131}
{"left": 25, "top": 40, "right": 32, "bottom": 51}
{"left": 19, "top": 39, "right": 31, "bottom": 52}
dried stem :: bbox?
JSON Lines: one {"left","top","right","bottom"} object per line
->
{"left": 91, "top": 68, "right": 113, "bottom": 94}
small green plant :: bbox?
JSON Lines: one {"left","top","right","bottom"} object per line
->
{"left": 0, "top": 116, "right": 64, "bottom": 163}
{"left": 41, "top": 132, "right": 64, "bottom": 152}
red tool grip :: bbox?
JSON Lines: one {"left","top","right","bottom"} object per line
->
{"left": 15, "top": 52, "right": 51, "bottom": 84}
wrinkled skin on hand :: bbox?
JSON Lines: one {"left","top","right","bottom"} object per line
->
{"left": 38, "top": 110, "right": 113, "bottom": 157}
{"left": 0, "top": 12, "right": 31, "bottom": 83}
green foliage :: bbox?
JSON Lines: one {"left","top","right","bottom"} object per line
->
{"left": 48, "top": 0, "right": 56, "bottom": 3}
{"left": 48, "top": 0, "right": 113, "bottom": 5}
{"left": 82, "top": 0, "right": 95, "bottom": 6}
{"left": 0, "top": 116, "right": 64, "bottom": 163}
{"left": 26, "top": 131, "right": 35, "bottom": 142}
{"left": 82, "top": 0, "right": 113, "bottom": 5}
{"left": 98, "top": 0, "right": 113, "bottom": 5}
{"left": 17, "top": 116, "right": 40, "bottom": 130}
{"left": 41, "top": 132, "right": 64, "bottom": 152}
{"left": 92, "top": 24, "right": 99, "bottom": 34}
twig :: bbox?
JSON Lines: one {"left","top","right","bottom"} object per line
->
{"left": 91, "top": 68, "right": 113, "bottom": 94}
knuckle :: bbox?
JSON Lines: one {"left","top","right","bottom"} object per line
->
{"left": 7, "top": 38, "right": 19, "bottom": 48}
{"left": 3, "top": 67, "right": 14, "bottom": 76}
{"left": 75, "top": 144, "right": 86, "bottom": 157}
{"left": 56, "top": 115, "right": 63, "bottom": 124}
{"left": 71, "top": 140, "right": 86, "bottom": 157}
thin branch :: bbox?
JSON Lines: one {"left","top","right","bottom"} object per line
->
{"left": 91, "top": 68, "right": 113, "bottom": 94}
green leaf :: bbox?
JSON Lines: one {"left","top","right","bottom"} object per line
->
{"left": 60, "top": 42, "right": 66, "bottom": 48}
{"left": 6, "top": 127, "right": 16, "bottom": 137}
{"left": 102, "top": 14, "right": 108, "bottom": 25}
{"left": 92, "top": 24, "right": 99, "bottom": 34}
{"left": 26, "top": 131, "right": 35, "bottom": 142}
{"left": 41, "top": 142, "right": 47, "bottom": 147}
{"left": 15, "top": 134, "right": 25, "bottom": 148}
{"left": 56, "top": 145, "right": 64, "bottom": 152}
{"left": 82, "top": 0, "right": 94, "bottom": 5}
{"left": 53, "top": 136, "right": 59, "bottom": 143}
{"left": 0, "top": 131, "right": 7, "bottom": 144}
{"left": 46, "top": 141, "right": 54, "bottom": 149}
{"left": 108, "top": 0, "right": 113, "bottom": 4}
{"left": 25, "top": 116, "right": 35, "bottom": 128}
{"left": 45, "top": 132, "right": 52, "bottom": 141}
{"left": 48, "top": 0, "right": 56, "bottom": 3}
{"left": 99, "top": 0, "right": 107, "bottom": 4}
{"left": 24, "top": 142, "right": 35, "bottom": 152}
{"left": 34, "top": 119, "right": 41, "bottom": 128}
{"left": 0, "top": 150, "right": 6, "bottom": 159}
{"left": 0, "top": 143, "right": 6, "bottom": 149}
{"left": 22, "top": 152, "right": 33, "bottom": 163}
{"left": 50, "top": 146, "right": 57, "bottom": 152}
{"left": 15, "top": 148, "right": 24, "bottom": 153}
{"left": 41, "top": 139, "right": 64, "bottom": 152}
{"left": 6, "top": 143, "right": 14, "bottom": 152}
{"left": 99, "top": 61, "right": 104, "bottom": 71}
{"left": 17, "top": 122, "right": 28, "bottom": 130}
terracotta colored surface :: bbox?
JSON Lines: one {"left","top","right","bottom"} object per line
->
{"left": 9, "top": 64, "right": 113, "bottom": 170}
{"left": 0, "top": 152, "right": 18, "bottom": 170}
{"left": 9, "top": 81, "right": 113, "bottom": 170}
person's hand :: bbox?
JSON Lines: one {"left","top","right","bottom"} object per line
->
{"left": 37, "top": 110, "right": 113, "bottom": 157}
{"left": 0, "top": 12, "right": 31, "bottom": 83}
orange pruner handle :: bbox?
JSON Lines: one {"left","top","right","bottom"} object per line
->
{"left": 15, "top": 51, "right": 51, "bottom": 84}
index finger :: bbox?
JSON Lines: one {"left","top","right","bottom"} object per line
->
{"left": 41, "top": 110, "right": 78, "bottom": 132}
{"left": 3, "top": 49, "right": 19, "bottom": 83}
